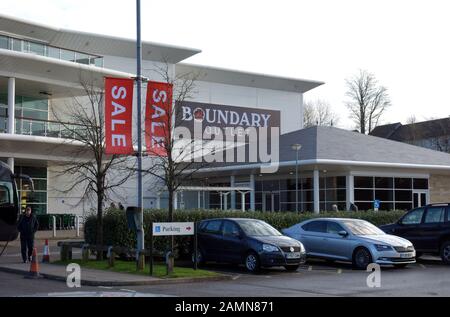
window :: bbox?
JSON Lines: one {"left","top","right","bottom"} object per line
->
{"left": 327, "top": 221, "right": 345, "bottom": 235}
{"left": 12, "top": 38, "right": 22, "bottom": 51}
{"left": 355, "top": 176, "right": 373, "bottom": 188}
{"left": 303, "top": 220, "right": 326, "bottom": 233}
{"left": 28, "top": 42, "right": 45, "bottom": 56}
{"left": 47, "top": 46, "right": 60, "bottom": 59}
{"left": 223, "top": 221, "right": 240, "bottom": 237}
{"left": 424, "top": 207, "right": 445, "bottom": 224}
{"left": 401, "top": 208, "right": 425, "bottom": 225}
{"left": 375, "top": 177, "right": 393, "bottom": 188}
{"left": 413, "top": 179, "right": 428, "bottom": 190}
{"left": 204, "top": 220, "right": 222, "bottom": 234}
{"left": 0, "top": 36, "right": 9, "bottom": 49}
{"left": 395, "top": 178, "right": 412, "bottom": 189}
{"left": 61, "top": 49, "right": 75, "bottom": 62}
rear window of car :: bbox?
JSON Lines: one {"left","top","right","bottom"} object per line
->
{"left": 302, "top": 220, "right": 326, "bottom": 233}
{"left": 203, "top": 220, "right": 222, "bottom": 234}
{"left": 401, "top": 208, "right": 425, "bottom": 225}
{"left": 424, "top": 207, "right": 446, "bottom": 224}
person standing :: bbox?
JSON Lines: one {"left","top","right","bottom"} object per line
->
{"left": 17, "top": 206, "right": 39, "bottom": 263}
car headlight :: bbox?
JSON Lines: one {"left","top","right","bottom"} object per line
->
{"left": 374, "top": 244, "right": 393, "bottom": 252}
{"left": 262, "top": 244, "right": 279, "bottom": 252}
{"left": 298, "top": 242, "right": 305, "bottom": 253}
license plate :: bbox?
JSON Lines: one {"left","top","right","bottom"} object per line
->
{"left": 400, "top": 252, "right": 414, "bottom": 258}
{"left": 286, "top": 252, "right": 301, "bottom": 259}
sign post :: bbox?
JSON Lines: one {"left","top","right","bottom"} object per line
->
{"left": 374, "top": 199, "right": 380, "bottom": 212}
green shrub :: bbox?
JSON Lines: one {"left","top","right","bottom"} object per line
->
{"left": 84, "top": 209, "right": 406, "bottom": 259}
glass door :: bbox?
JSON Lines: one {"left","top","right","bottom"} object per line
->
{"left": 413, "top": 191, "right": 428, "bottom": 208}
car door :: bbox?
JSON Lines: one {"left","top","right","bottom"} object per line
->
{"left": 393, "top": 207, "right": 425, "bottom": 250}
{"left": 320, "top": 221, "right": 354, "bottom": 261}
{"left": 418, "top": 206, "right": 446, "bottom": 252}
{"left": 199, "top": 220, "right": 224, "bottom": 261}
{"left": 220, "top": 220, "right": 246, "bottom": 264}
{"left": 300, "top": 220, "right": 327, "bottom": 256}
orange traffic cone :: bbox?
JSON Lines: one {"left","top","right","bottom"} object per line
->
{"left": 25, "top": 248, "right": 41, "bottom": 279}
{"left": 42, "top": 239, "right": 50, "bottom": 263}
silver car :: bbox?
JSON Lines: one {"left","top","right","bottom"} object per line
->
{"left": 282, "top": 218, "right": 416, "bottom": 269}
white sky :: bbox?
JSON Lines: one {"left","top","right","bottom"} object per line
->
{"left": 1, "top": 0, "right": 449, "bottom": 129}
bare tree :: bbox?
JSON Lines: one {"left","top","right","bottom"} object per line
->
{"left": 345, "top": 70, "right": 391, "bottom": 134}
{"left": 303, "top": 99, "right": 339, "bottom": 128}
{"left": 141, "top": 64, "right": 206, "bottom": 255}
{"left": 52, "top": 77, "right": 134, "bottom": 260}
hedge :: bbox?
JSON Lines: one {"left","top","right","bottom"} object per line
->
{"left": 84, "top": 209, "right": 406, "bottom": 259}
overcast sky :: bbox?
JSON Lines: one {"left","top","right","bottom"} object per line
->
{"left": 1, "top": 0, "right": 449, "bottom": 129}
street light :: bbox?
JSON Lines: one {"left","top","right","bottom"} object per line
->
{"left": 291, "top": 144, "right": 302, "bottom": 212}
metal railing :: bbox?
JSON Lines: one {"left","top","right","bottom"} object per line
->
{"left": 0, "top": 115, "right": 90, "bottom": 140}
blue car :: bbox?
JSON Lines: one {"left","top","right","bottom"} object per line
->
{"left": 195, "top": 218, "right": 306, "bottom": 272}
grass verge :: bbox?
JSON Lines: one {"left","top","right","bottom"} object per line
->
{"left": 54, "top": 259, "right": 221, "bottom": 279}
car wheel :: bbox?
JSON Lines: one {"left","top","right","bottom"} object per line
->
{"left": 352, "top": 247, "right": 372, "bottom": 270}
{"left": 245, "top": 251, "right": 261, "bottom": 273}
{"left": 284, "top": 265, "right": 299, "bottom": 271}
{"left": 394, "top": 264, "right": 408, "bottom": 269}
{"left": 440, "top": 241, "right": 450, "bottom": 265}
{"left": 191, "top": 250, "right": 205, "bottom": 266}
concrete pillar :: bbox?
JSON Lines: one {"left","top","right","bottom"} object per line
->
{"left": 174, "top": 192, "right": 178, "bottom": 210}
{"left": 241, "top": 192, "right": 246, "bottom": 211}
{"left": 346, "top": 174, "right": 354, "bottom": 211}
{"left": 7, "top": 78, "right": 15, "bottom": 172}
{"left": 156, "top": 192, "right": 161, "bottom": 209}
{"left": 7, "top": 77, "right": 15, "bottom": 134}
{"left": 230, "top": 176, "right": 236, "bottom": 209}
{"left": 7, "top": 157, "right": 14, "bottom": 173}
{"left": 198, "top": 191, "right": 201, "bottom": 209}
{"left": 250, "top": 174, "right": 255, "bottom": 211}
{"left": 313, "top": 169, "right": 320, "bottom": 214}
{"left": 219, "top": 192, "right": 223, "bottom": 210}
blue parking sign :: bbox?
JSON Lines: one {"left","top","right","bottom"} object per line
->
{"left": 374, "top": 200, "right": 380, "bottom": 209}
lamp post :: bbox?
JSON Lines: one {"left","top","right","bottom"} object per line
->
{"left": 291, "top": 144, "right": 302, "bottom": 212}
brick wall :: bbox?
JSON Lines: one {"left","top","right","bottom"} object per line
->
{"left": 430, "top": 175, "right": 450, "bottom": 203}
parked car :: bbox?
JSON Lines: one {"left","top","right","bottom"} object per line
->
{"left": 194, "top": 218, "right": 306, "bottom": 272}
{"left": 380, "top": 203, "right": 450, "bottom": 264}
{"left": 282, "top": 218, "right": 416, "bottom": 269}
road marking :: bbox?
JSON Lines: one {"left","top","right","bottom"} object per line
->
{"left": 419, "top": 264, "right": 426, "bottom": 269}
{"left": 231, "top": 274, "right": 241, "bottom": 280}
{"left": 120, "top": 289, "right": 136, "bottom": 293}
{"left": 98, "top": 286, "right": 113, "bottom": 289}
{"left": 308, "top": 266, "right": 313, "bottom": 271}
{"left": 337, "top": 269, "right": 342, "bottom": 274}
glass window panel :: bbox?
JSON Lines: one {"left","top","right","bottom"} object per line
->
{"left": 75, "top": 52, "right": 90, "bottom": 64}
{"left": 395, "top": 203, "right": 412, "bottom": 211}
{"left": 395, "top": 178, "right": 412, "bottom": 189}
{"left": 0, "top": 117, "right": 6, "bottom": 132}
{"left": 255, "top": 181, "right": 262, "bottom": 191}
{"left": 302, "top": 178, "right": 313, "bottom": 190}
{"left": 94, "top": 57, "right": 103, "bottom": 67}
{"left": 303, "top": 190, "right": 313, "bottom": 202}
{"left": 47, "top": 46, "right": 60, "bottom": 59}
{"left": 379, "top": 202, "right": 394, "bottom": 211}
{"left": 31, "top": 121, "right": 46, "bottom": 136}
{"left": 0, "top": 36, "right": 9, "bottom": 49}
{"left": 22, "top": 109, "right": 48, "bottom": 120}
{"left": 375, "top": 189, "right": 394, "bottom": 201}
{"left": 61, "top": 49, "right": 75, "bottom": 61}
{"left": 303, "top": 203, "right": 313, "bottom": 212}
{"left": 26, "top": 204, "right": 46, "bottom": 215}
{"left": 303, "top": 220, "right": 326, "bottom": 233}
{"left": 355, "top": 189, "right": 373, "bottom": 201}
{"left": 327, "top": 221, "right": 345, "bottom": 234}
{"left": 336, "top": 176, "right": 346, "bottom": 188}
{"left": 413, "top": 178, "right": 428, "bottom": 190}
{"left": 354, "top": 176, "right": 373, "bottom": 188}
{"left": 337, "top": 189, "right": 346, "bottom": 201}
{"left": 12, "top": 38, "right": 22, "bottom": 51}
{"left": 354, "top": 202, "right": 372, "bottom": 211}
{"left": 33, "top": 179, "right": 47, "bottom": 191}
{"left": 22, "top": 97, "right": 48, "bottom": 111}
{"left": 375, "top": 177, "right": 393, "bottom": 188}
{"left": 19, "top": 167, "right": 47, "bottom": 178}
{"left": 28, "top": 42, "right": 45, "bottom": 56}
{"left": 424, "top": 207, "right": 445, "bottom": 223}
{"left": 395, "top": 190, "right": 412, "bottom": 202}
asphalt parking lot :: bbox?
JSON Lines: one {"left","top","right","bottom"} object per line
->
{"left": 1, "top": 251, "right": 449, "bottom": 297}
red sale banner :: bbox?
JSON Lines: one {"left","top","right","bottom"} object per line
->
{"left": 104, "top": 77, "right": 134, "bottom": 155}
{"left": 145, "top": 81, "right": 173, "bottom": 156}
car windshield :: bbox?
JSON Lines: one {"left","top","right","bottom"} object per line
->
{"left": 237, "top": 220, "right": 282, "bottom": 236}
{"left": 0, "top": 181, "right": 13, "bottom": 205}
{"left": 341, "top": 220, "right": 385, "bottom": 236}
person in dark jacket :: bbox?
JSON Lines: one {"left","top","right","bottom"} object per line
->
{"left": 17, "top": 206, "right": 39, "bottom": 263}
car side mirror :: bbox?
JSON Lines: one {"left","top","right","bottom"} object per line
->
{"left": 338, "top": 230, "right": 348, "bottom": 237}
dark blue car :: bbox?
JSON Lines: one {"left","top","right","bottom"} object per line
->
{"left": 195, "top": 218, "right": 306, "bottom": 272}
